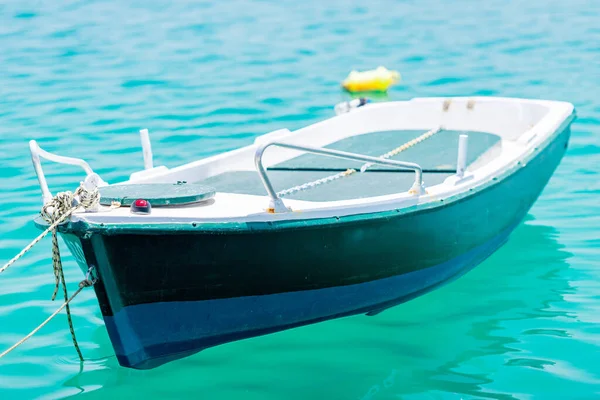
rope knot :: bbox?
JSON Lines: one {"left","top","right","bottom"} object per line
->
{"left": 79, "top": 279, "right": 94, "bottom": 288}
{"left": 80, "top": 266, "right": 98, "bottom": 288}
{"left": 41, "top": 190, "right": 76, "bottom": 224}
{"left": 75, "top": 184, "right": 100, "bottom": 210}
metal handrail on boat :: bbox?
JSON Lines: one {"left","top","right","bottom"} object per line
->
{"left": 29, "top": 140, "right": 106, "bottom": 205}
{"left": 254, "top": 141, "right": 426, "bottom": 213}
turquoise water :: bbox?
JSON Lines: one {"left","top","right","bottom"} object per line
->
{"left": 0, "top": 0, "right": 599, "bottom": 398}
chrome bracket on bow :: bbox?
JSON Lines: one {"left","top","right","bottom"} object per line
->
{"left": 29, "top": 140, "right": 107, "bottom": 205}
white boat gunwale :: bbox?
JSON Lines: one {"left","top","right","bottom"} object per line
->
{"left": 30, "top": 96, "right": 575, "bottom": 228}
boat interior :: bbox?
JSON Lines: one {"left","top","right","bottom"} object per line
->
{"left": 30, "top": 97, "right": 573, "bottom": 222}
{"left": 198, "top": 128, "right": 500, "bottom": 202}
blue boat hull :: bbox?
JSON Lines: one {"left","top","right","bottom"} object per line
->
{"left": 103, "top": 224, "right": 512, "bottom": 369}
{"left": 60, "top": 124, "right": 571, "bottom": 369}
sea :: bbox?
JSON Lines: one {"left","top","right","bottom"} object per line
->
{"left": 0, "top": 0, "right": 599, "bottom": 398}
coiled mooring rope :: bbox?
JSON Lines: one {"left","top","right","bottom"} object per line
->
{"left": 0, "top": 183, "right": 105, "bottom": 362}
{"left": 41, "top": 186, "right": 100, "bottom": 360}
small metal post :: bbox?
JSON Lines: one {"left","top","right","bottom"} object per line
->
{"left": 456, "top": 134, "right": 469, "bottom": 178}
{"left": 139, "top": 129, "right": 154, "bottom": 170}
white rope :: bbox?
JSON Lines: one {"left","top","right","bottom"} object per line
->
{"left": 0, "top": 182, "right": 103, "bottom": 361}
{"left": 0, "top": 213, "right": 74, "bottom": 275}
{"left": 0, "top": 275, "right": 95, "bottom": 360}
{"left": 277, "top": 126, "right": 443, "bottom": 197}
{"left": 1, "top": 184, "right": 101, "bottom": 275}
{"left": 360, "top": 126, "right": 442, "bottom": 172}
{"left": 41, "top": 185, "right": 102, "bottom": 360}
{"left": 278, "top": 168, "right": 356, "bottom": 198}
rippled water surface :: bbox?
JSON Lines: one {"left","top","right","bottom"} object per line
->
{"left": 1, "top": 0, "right": 599, "bottom": 398}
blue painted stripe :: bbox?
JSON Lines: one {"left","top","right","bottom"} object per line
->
{"left": 104, "top": 221, "right": 514, "bottom": 369}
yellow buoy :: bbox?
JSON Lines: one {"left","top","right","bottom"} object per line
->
{"left": 341, "top": 66, "right": 400, "bottom": 93}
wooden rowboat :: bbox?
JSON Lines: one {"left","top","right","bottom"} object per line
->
{"left": 30, "top": 96, "right": 575, "bottom": 369}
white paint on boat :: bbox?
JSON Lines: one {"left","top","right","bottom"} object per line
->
{"left": 60, "top": 96, "right": 573, "bottom": 226}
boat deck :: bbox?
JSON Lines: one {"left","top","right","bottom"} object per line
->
{"left": 200, "top": 129, "right": 501, "bottom": 202}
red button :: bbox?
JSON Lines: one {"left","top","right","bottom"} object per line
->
{"left": 134, "top": 199, "right": 148, "bottom": 207}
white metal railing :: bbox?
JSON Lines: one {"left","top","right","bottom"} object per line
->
{"left": 29, "top": 129, "right": 156, "bottom": 204}
{"left": 29, "top": 140, "right": 106, "bottom": 205}
{"left": 254, "top": 141, "right": 426, "bottom": 213}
